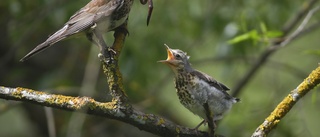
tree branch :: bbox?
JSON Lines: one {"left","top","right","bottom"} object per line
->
{"left": 0, "top": 86, "right": 209, "bottom": 137}
{"left": 232, "top": 0, "right": 320, "bottom": 97}
{"left": 99, "top": 22, "right": 130, "bottom": 104}
{"left": 251, "top": 64, "right": 320, "bottom": 137}
{"left": 282, "top": 0, "right": 318, "bottom": 36}
{"left": 0, "top": 21, "right": 213, "bottom": 137}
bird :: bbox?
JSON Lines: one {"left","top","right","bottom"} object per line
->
{"left": 159, "top": 44, "right": 240, "bottom": 130}
{"left": 20, "top": 0, "right": 134, "bottom": 62}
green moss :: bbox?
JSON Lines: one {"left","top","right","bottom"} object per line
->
{"left": 142, "top": 115, "right": 148, "bottom": 121}
{"left": 157, "top": 118, "right": 165, "bottom": 126}
{"left": 175, "top": 127, "right": 180, "bottom": 133}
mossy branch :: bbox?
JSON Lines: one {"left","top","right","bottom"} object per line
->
{"left": 0, "top": 23, "right": 213, "bottom": 137}
{"left": 0, "top": 86, "right": 209, "bottom": 137}
{"left": 99, "top": 22, "right": 129, "bottom": 104}
{"left": 251, "top": 64, "right": 320, "bottom": 137}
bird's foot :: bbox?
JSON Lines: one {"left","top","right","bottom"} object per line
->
{"left": 98, "top": 47, "right": 116, "bottom": 64}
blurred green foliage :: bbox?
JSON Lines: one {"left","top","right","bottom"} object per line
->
{"left": 0, "top": 0, "right": 320, "bottom": 137}
{"left": 228, "top": 22, "right": 283, "bottom": 45}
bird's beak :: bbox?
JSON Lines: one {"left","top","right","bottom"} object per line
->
{"left": 158, "top": 44, "right": 175, "bottom": 64}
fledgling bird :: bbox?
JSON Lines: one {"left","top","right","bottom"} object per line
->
{"left": 159, "top": 45, "right": 240, "bottom": 129}
{"left": 20, "top": 0, "right": 134, "bottom": 62}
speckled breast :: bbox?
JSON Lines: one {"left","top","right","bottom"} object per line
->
{"left": 109, "top": 0, "right": 134, "bottom": 29}
{"left": 174, "top": 73, "right": 197, "bottom": 107}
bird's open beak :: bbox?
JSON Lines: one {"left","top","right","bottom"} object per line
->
{"left": 158, "top": 44, "right": 175, "bottom": 64}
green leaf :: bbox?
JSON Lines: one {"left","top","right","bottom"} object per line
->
{"left": 260, "top": 22, "right": 268, "bottom": 34}
{"left": 228, "top": 30, "right": 259, "bottom": 44}
{"left": 266, "top": 31, "right": 283, "bottom": 38}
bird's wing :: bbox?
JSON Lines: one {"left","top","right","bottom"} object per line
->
{"left": 191, "top": 70, "right": 230, "bottom": 91}
{"left": 63, "top": 0, "right": 122, "bottom": 36}
{"left": 20, "top": 0, "right": 123, "bottom": 61}
{"left": 190, "top": 70, "right": 235, "bottom": 100}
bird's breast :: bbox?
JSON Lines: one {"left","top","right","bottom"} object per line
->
{"left": 94, "top": 0, "right": 133, "bottom": 32}
{"left": 174, "top": 74, "right": 198, "bottom": 105}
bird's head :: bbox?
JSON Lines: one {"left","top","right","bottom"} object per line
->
{"left": 158, "top": 44, "right": 192, "bottom": 73}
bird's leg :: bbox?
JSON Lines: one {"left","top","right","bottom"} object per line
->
{"left": 87, "top": 29, "right": 114, "bottom": 63}
{"left": 86, "top": 32, "right": 97, "bottom": 45}
{"left": 140, "top": 0, "right": 153, "bottom": 25}
{"left": 213, "top": 121, "right": 217, "bottom": 129}
{"left": 203, "top": 103, "right": 215, "bottom": 136}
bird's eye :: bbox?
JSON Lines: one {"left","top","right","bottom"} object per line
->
{"left": 175, "top": 54, "right": 181, "bottom": 59}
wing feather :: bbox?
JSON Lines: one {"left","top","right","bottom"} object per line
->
{"left": 190, "top": 70, "right": 236, "bottom": 100}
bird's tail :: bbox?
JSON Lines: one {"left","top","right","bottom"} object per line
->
{"left": 233, "top": 98, "right": 241, "bottom": 103}
{"left": 20, "top": 41, "right": 53, "bottom": 62}
{"left": 20, "top": 26, "right": 68, "bottom": 62}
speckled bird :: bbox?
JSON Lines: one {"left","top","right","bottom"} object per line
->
{"left": 159, "top": 44, "right": 240, "bottom": 129}
{"left": 20, "top": 0, "right": 135, "bottom": 62}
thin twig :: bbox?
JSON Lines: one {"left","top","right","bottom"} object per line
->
{"left": 279, "top": 5, "right": 320, "bottom": 47}
{"left": 66, "top": 45, "right": 100, "bottom": 137}
{"left": 204, "top": 103, "right": 215, "bottom": 137}
{"left": 232, "top": 1, "right": 320, "bottom": 97}
{"left": 99, "top": 22, "right": 129, "bottom": 104}
{"left": 291, "top": 21, "right": 320, "bottom": 40}
{"left": 282, "top": 0, "right": 318, "bottom": 36}
{"left": 44, "top": 107, "right": 56, "bottom": 137}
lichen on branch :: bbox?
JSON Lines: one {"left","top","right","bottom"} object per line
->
{"left": 252, "top": 65, "right": 320, "bottom": 137}
{"left": 100, "top": 23, "right": 129, "bottom": 103}
{"left": 0, "top": 24, "right": 212, "bottom": 137}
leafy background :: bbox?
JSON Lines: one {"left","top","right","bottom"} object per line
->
{"left": 0, "top": 0, "right": 320, "bottom": 137}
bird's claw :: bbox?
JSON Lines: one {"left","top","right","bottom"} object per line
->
{"left": 98, "top": 47, "right": 116, "bottom": 64}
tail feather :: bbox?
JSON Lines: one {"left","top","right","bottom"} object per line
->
{"left": 20, "top": 26, "right": 69, "bottom": 62}
{"left": 234, "top": 98, "right": 241, "bottom": 103}
{"left": 20, "top": 41, "right": 52, "bottom": 62}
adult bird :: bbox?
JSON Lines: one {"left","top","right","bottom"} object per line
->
{"left": 20, "top": 0, "right": 135, "bottom": 62}
{"left": 159, "top": 44, "right": 240, "bottom": 131}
